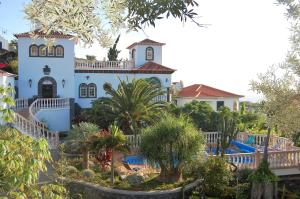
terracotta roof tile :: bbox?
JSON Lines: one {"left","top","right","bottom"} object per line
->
{"left": 14, "top": 29, "right": 73, "bottom": 39}
{"left": 127, "top": 39, "right": 165, "bottom": 49}
{"left": 134, "top": 62, "right": 176, "bottom": 74}
{"left": 177, "top": 84, "right": 243, "bottom": 98}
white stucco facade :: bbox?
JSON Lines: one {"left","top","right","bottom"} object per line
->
{"left": 176, "top": 97, "right": 240, "bottom": 111}
{"left": 36, "top": 108, "right": 70, "bottom": 132}
{"left": 75, "top": 72, "right": 171, "bottom": 108}
{"left": 129, "top": 45, "right": 163, "bottom": 67}
{"left": 18, "top": 38, "right": 75, "bottom": 99}
{"left": 0, "top": 35, "right": 9, "bottom": 50}
{"left": 15, "top": 34, "right": 174, "bottom": 109}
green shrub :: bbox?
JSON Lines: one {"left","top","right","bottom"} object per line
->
{"left": 236, "top": 183, "right": 251, "bottom": 199}
{"left": 65, "top": 166, "right": 78, "bottom": 175}
{"left": 82, "top": 169, "right": 95, "bottom": 178}
{"left": 199, "top": 156, "right": 233, "bottom": 197}
{"left": 236, "top": 168, "right": 253, "bottom": 184}
{"left": 248, "top": 160, "right": 278, "bottom": 183}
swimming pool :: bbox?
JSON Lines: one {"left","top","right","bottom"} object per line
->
{"left": 123, "top": 140, "right": 256, "bottom": 165}
{"left": 207, "top": 140, "right": 256, "bottom": 155}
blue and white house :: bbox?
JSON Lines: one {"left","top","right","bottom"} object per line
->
{"left": 5, "top": 30, "right": 175, "bottom": 147}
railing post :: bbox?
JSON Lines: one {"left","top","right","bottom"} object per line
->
{"left": 255, "top": 151, "right": 260, "bottom": 169}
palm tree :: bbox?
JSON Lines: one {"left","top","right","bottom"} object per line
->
{"left": 103, "top": 78, "right": 166, "bottom": 138}
{"left": 92, "top": 124, "right": 129, "bottom": 185}
{"left": 66, "top": 122, "right": 99, "bottom": 169}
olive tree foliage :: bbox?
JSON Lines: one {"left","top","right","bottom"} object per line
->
{"left": 140, "top": 113, "right": 205, "bottom": 183}
{"left": 0, "top": 86, "right": 68, "bottom": 198}
{"left": 250, "top": 1, "right": 300, "bottom": 142}
{"left": 24, "top": 0, "right": 201, "bottom": 46}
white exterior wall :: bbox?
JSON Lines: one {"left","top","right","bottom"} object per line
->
{"left": 176, "top": 97, "right": 240, "bottom": 111}
{"left": 130, "top": 45, "right": 162, "bottom": 67}
{"left": 75, "top": 73, "right": 171, "bottom": 108}
{"left": 36, "top": 108, "right": 70, "bottom": 131}
{"left": 0, "top": 35, "right": 9, "bottom": 50}
{"left": 17, "top": 38, "right": 75, "bottom": 99}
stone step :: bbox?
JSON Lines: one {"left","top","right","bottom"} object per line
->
{"left": 16, "top": 108, "right": 30, "bottom": 118}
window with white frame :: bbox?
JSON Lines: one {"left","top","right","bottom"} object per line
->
{"left": 56, "top": 45, "right": 64, "bottom": 57}
{"left": 48, "top": 46, "right": 55, "bottom": 56}
{"left": 29, "top": 45, "right": 38, "bottom": 56}
{"left": 39, "top": 45, "right": 47, "bottom": 57}
{"left": 88, "top": 83, "right": 97, "bottom": 98}
{"left": 145, "top": 47, "right": 154, "bottom": 60}
{"left": 79, "top": 83, "right": 88, "bottom": 98}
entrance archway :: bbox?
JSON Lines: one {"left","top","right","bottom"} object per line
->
{"left": 38, "top": 76, "right": 57, "bottom": 98}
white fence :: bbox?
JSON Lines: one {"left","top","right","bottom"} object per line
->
{"left": 75, "top": 59, "right": 134, "bottom": 70}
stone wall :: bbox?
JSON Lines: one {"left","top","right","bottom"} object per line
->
{"left": 66, "top": 179, "right": 201, "bottom": 199}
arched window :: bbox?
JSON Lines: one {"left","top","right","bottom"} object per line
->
{"left": 39, "top": 45, "right": 47, "bottom": 57}
{"left": 48, "top": 46, "right": 55, "bottom": 56}
{"left": 55, "top": 45, "right": 64, "bottom": 57}
{"left": 88, "top": 83, "right": 97, "bottom": 98}
{"left": 132, "top": 49, "right": 136, "bottom": 59}
{"left": 79, "top": 83, "right": 88, "bottom": 98}
{"left": 145, "top": 47, "right": 154, "bottom": 61}
{"left": 146, "top": 77, "right": 161, "bottom": 87}
{"left": 29, "top": 45, "right": 38, "bottom": 57}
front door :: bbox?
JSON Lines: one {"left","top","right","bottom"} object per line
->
{"left": 42, "top": 84, "right": 53, "bottom": 98}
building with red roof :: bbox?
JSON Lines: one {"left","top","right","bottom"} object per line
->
{"left": 176, "top": 84, "right": 244, "bottom": 111}
{"left": 14, "top": 30, "right": 175, "bottom": 132}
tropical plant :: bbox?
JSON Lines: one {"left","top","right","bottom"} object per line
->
{"left": 81, "top": 97, "right": 116, "bottom": 129}
{"left": 198, "top": 156, "right": 233, "bottom": 197}
{"left": 102, "top": 78, "right": 166, "bottom": 136}
{"left": 172, "top": 100, "right": 216, "bottom": 131}
{"left": 140, "top": 113, "right": 205, "bottom": 183}
{"left": 66, "top": 122, "right": 99, "bottom": 169}
{"left": 216, "top": 107, "right": 240, "bottom": 156}
{"left": 92, "top": 124, "right": 129, "bottom": 185}
{"left": 107, "top": 34, "right": 121, "bottom": 61}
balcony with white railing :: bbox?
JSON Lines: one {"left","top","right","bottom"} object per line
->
{"left": 75, "top": 58, "right": 135, "bottom": 70}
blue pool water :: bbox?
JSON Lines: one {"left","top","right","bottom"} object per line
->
{"left": 124, "top": 141, "right": 257, "bottom": 165}
{"left": 123, "top": 155, "right": 145, "bottom": 165}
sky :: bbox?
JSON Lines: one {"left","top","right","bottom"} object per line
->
{"left": 0, "top": 0, "right": 291, "bottom": 102}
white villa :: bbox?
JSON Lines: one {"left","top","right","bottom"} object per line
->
{"left": 0, "top": 30, "right": 176, "bottom": 142}
{"left": 175, "top": 84, "right": 243, "bottom": 111}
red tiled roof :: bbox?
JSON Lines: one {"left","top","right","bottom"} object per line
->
{"left": 0, "top": 70, "right": 17, "bottom": 77}
{"left": 127, "top": 39, "right": 165, "bottom": 49}
{"left": 134, "top": 62, "right": 176, "bottom": 74}
{"left": 177, "top": 84, "right": 243, "bottom": 98}
{"left": 14, "top": 29, "right": 73, "bottom": 39}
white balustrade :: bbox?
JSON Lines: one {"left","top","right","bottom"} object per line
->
{"left": 23, "top": 98, "right": 70, "bottom": 148}
{"left": 225, "top": 153, "right": 257, "bottom": 169}
{"left": 152, "top": 95, "right": 167, "bottom": 102}
{"left": 126, "top": 135, "right": 141, "bottom": 149}
{"left": 13, "top": 112, "right": 59, "bottom": 148}
{"left": 14, "top": 98, "right": 28, "bottom": 111}
{"left": 75, "top": 58, "right": 134, "bottom": 70}
{"left": 203, "top": 132, "right": 220, "bottom": 144}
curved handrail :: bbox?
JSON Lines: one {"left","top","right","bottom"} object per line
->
{"left": 27, "top": 98, "right": 70, "bottom": 148}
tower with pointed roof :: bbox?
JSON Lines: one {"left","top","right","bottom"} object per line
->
{"left": 127, "top": 39, "right": 165, "bottom": 67}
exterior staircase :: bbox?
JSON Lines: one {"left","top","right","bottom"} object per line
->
{"left": 13, "top": 98, "right": 70, "bottom": 149}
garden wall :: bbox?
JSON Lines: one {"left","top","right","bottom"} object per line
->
{"left": 65, "top": 179, "right": 201, "bottom": 199}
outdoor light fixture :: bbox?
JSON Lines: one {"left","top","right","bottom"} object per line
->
{"left": 86, "top": 75, "right": 90, "bottom": 80}
{"left": 28, "top": 79, "right": 32, "bottom": 88}
{"left": 62, "top": 79, "right": 65, "bottom": 88}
